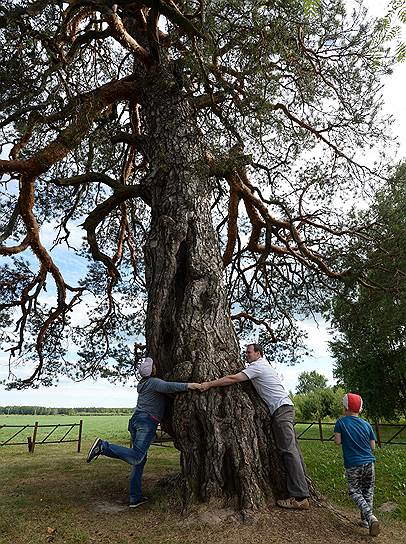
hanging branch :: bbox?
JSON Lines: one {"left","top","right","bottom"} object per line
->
{"left": 0, "top": 77, "right": 142, "bottom": 176}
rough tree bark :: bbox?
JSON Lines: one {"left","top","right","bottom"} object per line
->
{"left": 142, "top": 65, "right": 294, "bottom": 510}
{"left": 0, "top": 3, "right": 330, "bottom": 513}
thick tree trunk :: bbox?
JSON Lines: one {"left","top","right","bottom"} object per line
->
{"left": 142, "top": 66, "right": 291, "bottom": 510}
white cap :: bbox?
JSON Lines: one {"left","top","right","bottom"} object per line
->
{"left": 139, "top": 357, "right": 153, "bottom": 377}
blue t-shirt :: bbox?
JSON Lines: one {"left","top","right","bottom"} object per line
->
{"left": 334, "top": 416, "right": 376, "bottom": 469}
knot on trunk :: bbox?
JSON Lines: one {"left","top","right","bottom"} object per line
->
{"left": 168, "top": 359, "right": 194, "bottom": 381}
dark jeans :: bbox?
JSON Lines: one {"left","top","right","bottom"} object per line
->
{"left": 101, "top": 411, "right": 158, "bottom": 503}
{"left": 272, "top": 405, "right": 309, "bottom": 498}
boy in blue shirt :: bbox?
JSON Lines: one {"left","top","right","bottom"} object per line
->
{"left": 334, "top": 392, "right": 379, "bottom": 536}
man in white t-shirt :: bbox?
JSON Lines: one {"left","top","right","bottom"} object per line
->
{"left": 200, "top": 343, "right": 310, "bottom": 510}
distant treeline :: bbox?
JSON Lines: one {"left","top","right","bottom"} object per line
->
{"left": 0, "top": 406, "right": 134, "bottom": 415}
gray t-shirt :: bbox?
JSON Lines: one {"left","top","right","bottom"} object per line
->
{"left": 242, "top": 357, "right": 293, "bottom": 415}
{"left": 136, "top": 377, "right": 188, "bottom": 421}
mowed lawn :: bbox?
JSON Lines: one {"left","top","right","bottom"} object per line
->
{"left": 1, "top": 415, "right": 406, "bottom": 544}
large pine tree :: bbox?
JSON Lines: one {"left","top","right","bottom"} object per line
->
{"left": 0, "top": 0, "right": 395, "bottom": 508}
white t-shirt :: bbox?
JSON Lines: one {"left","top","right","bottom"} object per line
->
{"left": 242, "top": 357, "right": 293, "bottom": 415}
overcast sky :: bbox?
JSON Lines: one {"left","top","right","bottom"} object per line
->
{"left": 1, "top": 0, "right": 405, "bottom": 408}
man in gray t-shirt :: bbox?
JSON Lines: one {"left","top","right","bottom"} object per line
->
{"left": 201, "top": 343, "right": 309, "bottom": 510}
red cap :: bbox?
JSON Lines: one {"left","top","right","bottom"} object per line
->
{"left": 343, "top": 392, "right": 363, "bottom": 413}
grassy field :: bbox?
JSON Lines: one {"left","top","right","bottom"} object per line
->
{"left": 1, "top": 415, "right": 406, "bottom": 544}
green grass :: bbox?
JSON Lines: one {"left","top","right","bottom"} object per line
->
{"left": 1, "top": 414, "right": 406, "bottom": 544}
{"left": 0, "top": 415, "right": 183, "bottom": 544}
{"left": 300, "top": 440, "right": 406, "bottom": 520}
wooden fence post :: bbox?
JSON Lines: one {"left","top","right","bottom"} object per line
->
{"left": 77, "top": 420, "right": 83, "bottom": 453}
{"left": 318, "top": 418, "right": 324, "bottom": 442}
{"left": 374, "top": 421, "right": 382, "bottom": 448}
{"left": 31, "top": 421, "right": 39, "bottom": 453}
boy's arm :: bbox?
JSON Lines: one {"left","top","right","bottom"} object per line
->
{"left": 333, "top": 419, "right": 341, "bottom": 445}
{"left": 369, "top": 424, "right": 376, "bottom": 450}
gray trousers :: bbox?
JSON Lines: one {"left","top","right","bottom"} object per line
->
{"left": 272, "top": 405, "right": 309, "bottom": 498}
{"left": 345, "top": 463, "right": 375, "bottom": 522}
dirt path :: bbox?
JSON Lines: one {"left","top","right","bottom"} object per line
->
{"left": 84, "top": 496, "right": 406, "bottom": 544}
{"left": 171, "top": 501, "right": 405, "bottom": 544}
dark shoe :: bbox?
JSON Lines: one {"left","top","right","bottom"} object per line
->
{"left": 86, "top": 438, "right": 103, "bottom": 463}
{"left": 277, "top": 497, "right": 310, "bottom": 510}
{"left": 369, "top": 515, "right": 380, "bottom": 536}
{"left": 129, "top": 496, "right": 149, "bottom": 509}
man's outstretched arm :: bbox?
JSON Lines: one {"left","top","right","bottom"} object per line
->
{"left": 200, "top": 372, "right": 249, "bottom": 391}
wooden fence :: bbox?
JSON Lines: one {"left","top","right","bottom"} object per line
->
{"left": 152, "top": 426, "right": 173, "bottom": 447}
{"left": 143, "top": 421, "right": 406, "bottom": 448}
{"left": 0, "top": 421, "right": 83, "bottom": 453}
{"left": 1, "top": 420, "right": 405, "bottom": 452}
{"left": 294, "top": 420, "right": 406, "bottom": 447}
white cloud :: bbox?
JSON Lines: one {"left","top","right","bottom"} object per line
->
{"left": 39, "top": 220, "right": 86, "bottom": 252}
{"left": 277, "top": 355, "right": 335, "bottom": 394}
{"left": 362, "top": 0, "right": 406, "bottom": 158}
{"left": 268, "top": 316, "right": 336, "bottom": 393}
{"left": 0, "top": 379, "right": 138, "bottom": 408}
{"left": 300, "top": 318, "right": 332, "bottom": 358}
{"left": 0, "top": 348, "right": 138, "bottom": 407}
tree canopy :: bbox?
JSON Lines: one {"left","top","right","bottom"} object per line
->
{"left": 295, "top": 370, "right": 328, "bottom": 395}
{"left": 326, "top": 163, "right": 406, "bottom": 420}
{"left": 293, "top": 370, "right": 343, "bottom": 420}
{"left": 0, "top": 0, "right": 398, "bottom": 389}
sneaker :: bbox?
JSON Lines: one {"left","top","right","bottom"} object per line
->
{"left": 369, "top": 515, "right": 380, "bottom": 536}
{"left": 86, "top": 438, "right": 103, "bottom": 463}
{"left": 277, "top": 497, "right": 310, "bottom": 510}
{"left": 129, "top": 496, "right": 149, "bottom": 508}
